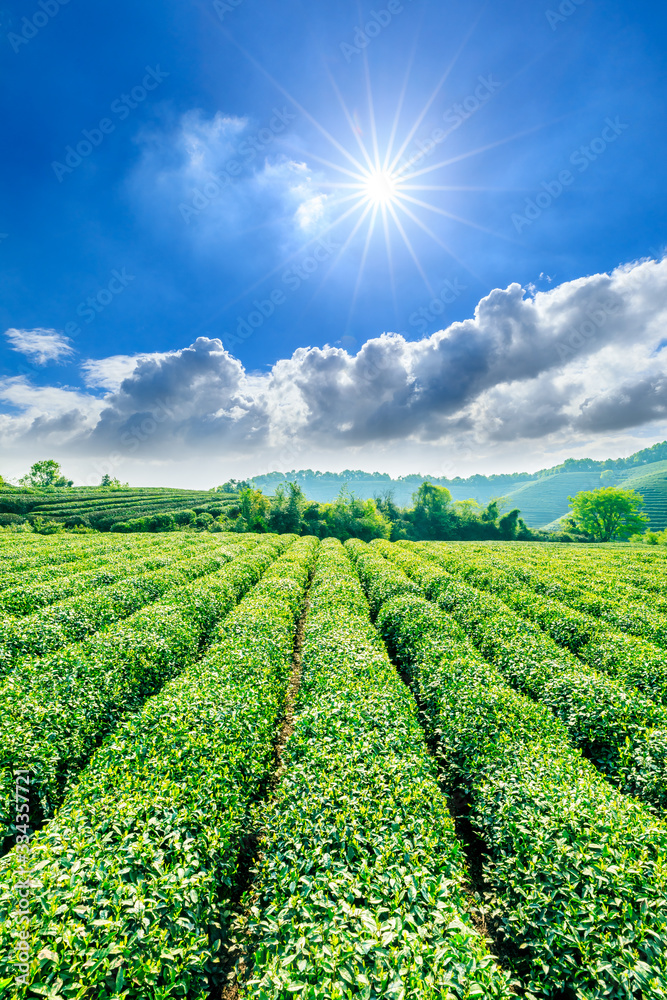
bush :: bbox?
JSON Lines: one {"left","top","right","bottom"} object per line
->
{"left": 0, "top": 513, "right": 23, "bottom": 526}
{"left": 30, "top": 517, "right": 65, "bottom": 535}
{"left": 173, "top": 509, "right": 196, "bottom": 526}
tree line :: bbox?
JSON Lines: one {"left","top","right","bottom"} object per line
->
{"left": 0, "top": 460, "right": 653, "bottom": 543}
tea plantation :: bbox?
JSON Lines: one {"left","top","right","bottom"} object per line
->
{"left": 0, "top": 532, "right": 666, "bottom": 998}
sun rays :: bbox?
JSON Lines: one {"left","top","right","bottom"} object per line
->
{"left": 210, "top": 14, "right": 529, "bottom": 332}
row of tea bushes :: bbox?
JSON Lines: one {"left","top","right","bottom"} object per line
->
{"left": 371, "top": 542, "right": 667, "bottom": 812}
{"left": 345, "top": 542, "right": 667, "bottom": 998}
{"left": 0, "top": 545, "right": 234, "bottom": 671}
{"left": 0, "top": 538, "right": 316, "bottom": 998}
{"left": 0, "top": 537, "right": 290, "bottom": 846}
{"left": 237, "top": 539, "right": 512, "bottom": 999}
{"left": 418, "top": 544, "right": 667, "bottom": 705}
{"left": 0, "top": 534, "right": 207, "bottom": 616}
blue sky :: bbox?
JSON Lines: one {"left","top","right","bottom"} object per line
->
{"left": 1, "top": 0, "right": 667, "bottom": 486}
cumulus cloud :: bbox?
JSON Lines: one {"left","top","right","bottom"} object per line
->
{"left": 81, "top": 352, "right": 176, "bottom": 391}
{"left": 4, "top": 328, "right": 75, "bottom": 365}
{"left": 578, "top": 373, "right": 667, "bottom": 432}
{"left": 1, "top": 257, "right": 667, "bottom": 472}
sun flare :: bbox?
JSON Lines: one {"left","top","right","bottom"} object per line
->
{"left": 361, "top": 167, "right": 401, "bottom": 207}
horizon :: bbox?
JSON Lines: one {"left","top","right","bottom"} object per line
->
{"left": 4, "top": 437, "right": 665, "bottom": 492}
{"left": 2, "top": 2, "right": 667, "bottom": 484}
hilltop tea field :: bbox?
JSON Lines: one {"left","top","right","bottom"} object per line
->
{"left": 1, "top": 532, "right": 666, "bottom": 999}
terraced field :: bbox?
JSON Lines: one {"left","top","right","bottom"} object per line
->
{"left": 0, "top": 487, "right": 236, "bottom": 531}
{"left": 1, "top": 534, "right": 666, "bottom": 998}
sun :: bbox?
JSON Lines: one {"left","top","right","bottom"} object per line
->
{"left": 361, "top": 167, "right": 401, "bottom": 207}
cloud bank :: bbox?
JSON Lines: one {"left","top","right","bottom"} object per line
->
{"left": 1, "top": 257, "right": 666, "bottom": 482}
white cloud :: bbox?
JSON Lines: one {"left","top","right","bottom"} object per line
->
{"left": 4, "top": 328, "right": 75, "bottom": 365}
{"left": 81, "top": 352, "right": 176, "bottom": 391}
{"left": 127, "top": 108, "right": 328, "bottom": 249}
{"left": 1, "top": 257, "right": 667, "bottom": 481}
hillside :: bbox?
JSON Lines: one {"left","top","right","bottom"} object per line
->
{"left": 3, "top": 440, "right": 667, "bottom": 531}
{"left": 0, "top": 486, "right": 235, "bottom": 531}
{"left": 533, "top": 461, "right": 667, "bottom": 531}
{"left": 251, "top": 445, "right": 667, "bottom": 529}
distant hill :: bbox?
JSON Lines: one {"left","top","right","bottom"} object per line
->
{"left": 0, "top": 486, "right": 235, "bottom": 531}
{"left": 251, "top": 440, "right": 667, "bottom": 529}
{"left": 2, "top": 440, "right": 666, "bottom": 532}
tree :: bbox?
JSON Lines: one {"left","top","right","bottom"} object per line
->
{"left": 324, "top": 487, "right": 391, "bottom": 542}
{"left": 498, "top": 508, "right": 521, "bottom": 540}
{"left": 410, "top": 482, "right": 457, "bottom": 540}
{"left": 270, "top": 482, "right": 306, "bottom": 534}
{"left": 212, "top": 479, "right": 252, "bottom": 495}
{"left": 238, "top": 487, "right": 271, "bottom": 533}
{"left": 99, "top": 474, "right": 128, "bottom": 489}
{"left": 20, "top": 460, "right": 73, "bottom": 488}
{"left": 568, "top": 487, "right": 649, "bottom": 542}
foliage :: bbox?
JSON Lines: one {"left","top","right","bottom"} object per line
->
{"left": 346, "top": 543, "right": 667, "bottom": 997}
{"left": 392, "top": 544, "right": 667, "bottom": 810}
{"left": 0, "top": 513, "right": 23, "bottom": 526}
{"left": 99, "top": 473, "right": 128, "bottom": 488}
{"left": 211, "top": 478, "right": 252, "bottom": 494}
{"left": 568, "top": 486, "right": 649, "bottom": 541}
{"left": 29, "top": 516, "right": 65, "bottom": 535}
{"left": 19, "top": 459, "right": 73, "bottom": 489}
{"left": 0, "top": 537, "right": 310, "bottom": 998}
{"left": 239, "top": 539, "right": 512, "bottom": 999}
{"left": 0, "top": 538, "right": 287, "bottom": 843}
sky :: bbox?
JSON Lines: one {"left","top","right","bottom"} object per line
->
{"left": 1, "top": 0, "right": 667, "bottom": 487}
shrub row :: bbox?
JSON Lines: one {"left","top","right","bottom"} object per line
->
{"left": 0, "top": 537, "right": 315, "bottom": 998}
{"left": 0, "top": 537, "right": 193, "bottom": 616}
{"left": 0, "top": 536, "right": 289, "bottom": 846}
{"left": 343, "top": 544, "right": 667, "bottom": 998}
{"left": 375, "top": 542, "right": 667, "bottom": 811}
{"left": 0, "top": 543, "right": 234, "bottom": 672}
{"left": 418, "top": 543, "right": 667, "bottom": 706}
{"left": 375, "top": 592, "right": 667, "bottom": 998}
{"left": 237, "top": 539, "right": 512, "bottom": 1000}
{"left": 0, "top": 534, "right": 218, "bottom": 592}
{"left": 426, "top": 543, "right": 667, "bottom": 648}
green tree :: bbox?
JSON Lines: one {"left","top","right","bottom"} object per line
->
{"left": 498, "top": 508, "right": 521, "bottom": 539}
{"left": 481, "top": 499, "right": 501, "bottom": 523}
{"left": 410, "top": 482, "right": 456, "bottom": 540}
{"left": 238, "top": 487, "right": 271, "bottom": 533}
{"left": 453, "top": 499, "right": 483, "bottom": 523}
{"left": 20, "top": 460, "right": 73, "bottom": 488}
{"left": 568, "top": 487, "right": 649, "bottom": 542}
{"left": 270, "top": 482, "right": 306, "bottom": 534}
{"left": 324, "top": 487, "right": 391, "bottom": 542}
{"left": 99, "top": 474, "right": 128, "bottom": 489}
{"left": 212, "top": 479, "right": 252, "bottom": 495}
